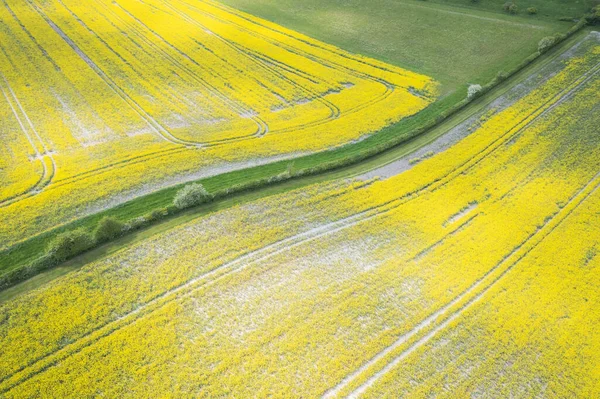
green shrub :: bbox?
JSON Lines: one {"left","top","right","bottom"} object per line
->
{"left": 47, "top": 229, "right": 94, "bottom": 262}
{"left": 538, "top": 36, "right": 556, "bottom": 53}
{"left": 467, "top": 84, "right": 482, "bottom": 99}
{"left": 503, "top": 2, "right": 518, "bottom": 14}
{"left": 496, "top": 71, "right": 509, "bottom": 81}
{"left": 94, "top": 217, "right": 125, "bottom": 243}
{"left": 587, "top": 5, "right": 600, "bottom": 24}
{"left": 527, "top": 7, "right": 537, "bottom": 14}
{"left": 148, "top": 208, "right": 168, "bottom": 221}
{"left": 173, "top": 183, "right": 212, "bottom": 209}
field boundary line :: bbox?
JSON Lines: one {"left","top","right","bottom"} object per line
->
{"left": 202, "top": 0, "right": 415, "bottom": 77}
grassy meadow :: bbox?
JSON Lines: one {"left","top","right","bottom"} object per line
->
{"left": 221, "top": 0, "right": 573, "bottom": 89}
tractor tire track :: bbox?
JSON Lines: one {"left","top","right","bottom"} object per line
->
{"left": 174, "top": 0, "right": 398, "bottom": 120}
{"left": 57, "top": 0, "right": 257, "bottom": 136}
{"left": 330, "top": 171, "right": 600, "bottom": 399}
{"left": 84, "top": 0, "right": 269, "bottom": 140}
{"left": 0, "top": 73, "right": 56, "bottom": 208}
{"left": 0, "top": 0, "right": 393, "bottom": 207}
{"left": 22, "top": 0, "right": 203, "bottom": 147}
{"left": 142, "top": 0, "right": 342, "bottom": 132}
{"left": 0, "top": 175, "right": 478, "bottom": 394}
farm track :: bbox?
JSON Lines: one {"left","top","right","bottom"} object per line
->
{"left": 0, "top": 74, "right": 56, "bottom": 208}
{"left": 330, "top": 170, "right": 600, "bottom": 399}
{"left": 0, "top": 54, "right": 596, "bottom": 394}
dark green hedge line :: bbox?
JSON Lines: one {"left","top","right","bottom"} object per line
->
{"left": 0, "top": 19, "right": 590, "bottom": 292}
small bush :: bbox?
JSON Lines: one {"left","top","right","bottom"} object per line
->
{"left": 496, "top": 71, "right": 509, "bottom": 81}
{"left": 527, "top": 7, "right": 537, "bottom": 14}
{"left": 47, "top": 229, "right": 94, "bottom": 262}
{"left": 94, "top": 217, "right": 125, "bottom": 243}
{"left": 503, "top": 2, "right": 518, "bottom": 14}
{"left": 538, "top": 36, "right": 556, "bottom": 53}
{"left": 173, "top": 183, "right": 212, "bottom": 209}
{"left": 124, "top": 216, "right": 147, "bottom": 232}
{"left": 467, "top": 84, "right": 482, "bottom": 99}
{"left": 588, "top": 5, "right": 600, "bottom": 24}
{"left": 148, "top": 208, "right": 168, "bottom": 221}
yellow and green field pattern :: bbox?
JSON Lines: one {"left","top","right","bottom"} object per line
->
{"left": 0, "top": 0, "right": 436, "bottom": 248}
{"left": 0, "top": 32, "right": 599, "bottom": 399}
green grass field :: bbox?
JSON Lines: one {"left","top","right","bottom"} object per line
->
{"left": 434, "top": 0, "right": 595, "bottom": 19}
{"left": 220, "top": 0, "right": 571, "bottom": 89}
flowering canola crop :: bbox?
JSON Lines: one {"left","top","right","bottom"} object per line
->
{"left": 0, "top": 0, "right": 437, "bottom": 247}
{"left": 0, "top": 26, "right": 598, "bottom": 399}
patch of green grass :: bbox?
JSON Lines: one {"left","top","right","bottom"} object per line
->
{"left": 431, "top": 0, "right": 596, "bottom": 20}
{"left": 219, "top": 0, "right": 570, "bottom": 90}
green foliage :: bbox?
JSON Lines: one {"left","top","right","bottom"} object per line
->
{"left": 503, "top": 2, "right": 518, "bottom": 14}
{"left": 173, "top": 183, "right": 212, "bottom": 210}
{"left": 467, "top": 84, "right": 483, "bottom": 99}
{"left": 496, "top": 70, "right": 509, "bottom": 81}
{"left": 538, "top": 36, "right": 557, "bottom": 53}
{"left": 148, "top": 208, "right": 168, "bottom": 222}
{"left": 527, "top": 7, "right": 538, "bottom": 14}
{"left": 94, "top": 217, "right": 125, "bottom": 243}
{"left": 587, "top": 5, "right": 600, "bottom": 24}
{"left": 47, "top": 229, "right": 94, "bottom": 262}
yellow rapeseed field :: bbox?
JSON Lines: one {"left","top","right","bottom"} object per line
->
{"left": 0, "top": 34, "right": 598, "bottom": 398}
{"left": 0, "top": 0, "right": 436, "bottom": 248}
